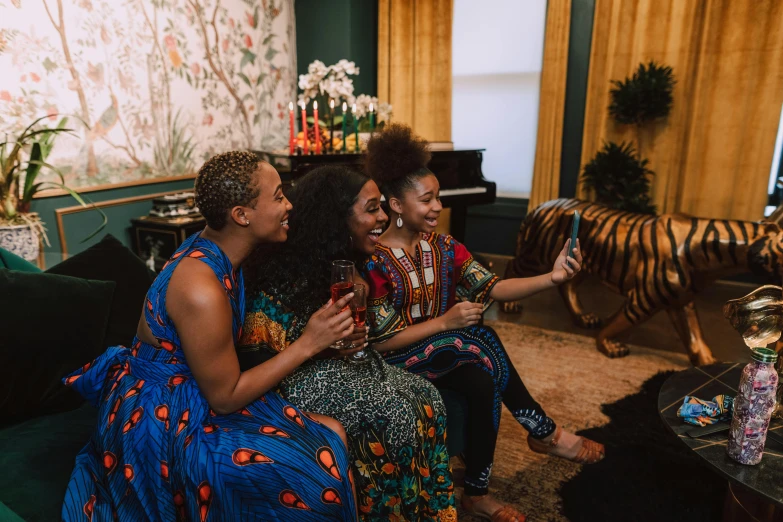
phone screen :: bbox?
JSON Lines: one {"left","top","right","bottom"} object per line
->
{"left": 569, "top": 210, "right": 580, "bottom": 258}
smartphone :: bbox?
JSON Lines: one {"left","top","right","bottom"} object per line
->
{"left": 568, "top": 210, "right": 580, "bottom": 258}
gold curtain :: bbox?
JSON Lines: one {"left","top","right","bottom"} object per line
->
{"left": 578, "top": 0, "right": 783, "bottom": 221}
{"left": 377, "top": 0, "right": 453, "bottom": 142}
{"left": 528, "top": 0, "right": 572, "bottom": 210}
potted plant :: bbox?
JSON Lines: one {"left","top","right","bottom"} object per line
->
{"left": 581, "top": 141, "right": 656, "bottom": 214}
{"left": 580, "top": 61, "right": 675, "bottom": 213}
{"left": 0, "top": 115, "right": 106, "bottom": 262}
{"left": 297, "top": 59, "right": 392, "bottom": 152}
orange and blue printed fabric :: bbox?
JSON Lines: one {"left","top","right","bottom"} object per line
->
{"left": 677, "top": 395, "right": 734, "bottom": 427}
{"left": 61, "top": 233, "right": 356, "bottom": 521}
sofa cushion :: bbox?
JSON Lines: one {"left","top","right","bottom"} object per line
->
{"left": 46, "top": 234, "right": 156, "bottom": 348}
{"left": 0, "top": 501, "right": 26, "bottom": 522}
{"left": 0, "top": 270, "right": 114, "bottom": 425}
{"left": 0, "top": 247, "right": 42, "bottom": 273}
{"left": 0, "top": 403, "right": 96, "bottom": 522}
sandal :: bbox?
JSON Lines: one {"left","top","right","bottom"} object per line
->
{"left": 462, "top": 494, "right": 526, "bottom": 522}
{"left": 527, "top": 426, "right": 605, "bottom": 464}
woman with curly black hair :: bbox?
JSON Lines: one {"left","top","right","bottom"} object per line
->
{"left": 240, "top": 166, "right": 457, "bottom": 522}
{"left": 362, "top": 124, "right": 605, "bottom": 521}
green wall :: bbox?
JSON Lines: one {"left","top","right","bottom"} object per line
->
{"left": 559, "top": 0, "right": 595, "bottom": 199}
{"left": 31, "top": 178, "right": 195, "bottom": 267}
{"left": 295, "top": 0, "right": 378, "bottom": 97}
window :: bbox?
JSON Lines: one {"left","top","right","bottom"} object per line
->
{"left": 452, "top": 0, "right": 547, "bottom": 198}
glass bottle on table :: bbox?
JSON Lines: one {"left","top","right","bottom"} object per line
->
{"left": 727, "top": 347, "right": 778, "bottom": 465}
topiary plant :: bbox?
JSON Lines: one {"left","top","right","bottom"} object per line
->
{"left": 581, "top": 141, "right": 656, "bottom": 214}
{"left": 609, "top": 61, "right": 675, "bottom": 126}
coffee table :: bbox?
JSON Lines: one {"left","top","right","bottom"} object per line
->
{"left": 659, "top": 363, "right": 783, "bottom": 521}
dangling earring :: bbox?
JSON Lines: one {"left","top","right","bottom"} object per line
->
{"left": 396, "top": 215, "right": 403, "bottom": 228}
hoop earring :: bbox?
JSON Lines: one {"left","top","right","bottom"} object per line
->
{"left": 396, "top": 216, "right": 403, "bottom": 228}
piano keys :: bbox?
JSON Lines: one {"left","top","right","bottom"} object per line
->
{"left": 253, "top": 149, "right": 496, "bottom": 242}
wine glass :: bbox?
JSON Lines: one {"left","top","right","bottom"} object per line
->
{"left": 330, "top": 260, "right": 354, "bottom": 349}
{"left": 348, "top": 284, "right": 368, "bottom": 362}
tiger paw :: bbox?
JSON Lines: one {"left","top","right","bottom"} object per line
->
{"left": 692, "top": 350, "right": 717, "bottom": 366}
{"left": 503, "top": 301, "right": 523, "bottom": 313}
{"left": 597, "top": 339, "right": 630, "bottom": 358}
{"left": 576, "top": 313, "right": 602, "bottom": 329}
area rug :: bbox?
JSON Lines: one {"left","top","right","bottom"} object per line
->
{"left": 453, "top": 320, "right": 694, "bottom": 521}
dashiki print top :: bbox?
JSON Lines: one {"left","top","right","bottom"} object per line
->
{"left": 363, "top": 233, "right": 500, "bottom": 343}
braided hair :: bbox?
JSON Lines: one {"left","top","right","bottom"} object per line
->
{"left": 195, "top": 151, "right": 261, "bottom": 230}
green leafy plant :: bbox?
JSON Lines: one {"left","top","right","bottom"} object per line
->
{"left": 0, "top": 115, "right": 107, "bottom": 241}
{"left": 581, "top": 141, "right": 656, "bottom": 214}
{"left": 609, "top": 61, "right": 675, "bottom": 125}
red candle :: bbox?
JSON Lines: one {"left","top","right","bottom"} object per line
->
{"left": 313, "top": 101, "right": 321, "bottom": 155}
{"left": 300, "top": 101, "right": 308, "bottom": 155}
{"left": 288, "top": 102, "right": 295, "bottom": 155}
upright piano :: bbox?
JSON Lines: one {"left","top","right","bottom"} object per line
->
{"left": 254, "top": 149, "right": 495, "bottom": 242}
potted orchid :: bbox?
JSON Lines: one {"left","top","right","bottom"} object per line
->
{"left": 297, "top": 59, "right": 392, "bottom": 152}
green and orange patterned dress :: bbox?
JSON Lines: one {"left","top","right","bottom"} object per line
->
{"left": 240, "top": 291, "right": 456, "bottom": 522}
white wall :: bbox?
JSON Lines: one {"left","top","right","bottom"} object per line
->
{"left": 452, "top": 0, "right": 547, "bottom": 197}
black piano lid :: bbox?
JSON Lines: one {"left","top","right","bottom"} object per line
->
{"left": 252, "top": 149, "right": 492, "bottom": 192}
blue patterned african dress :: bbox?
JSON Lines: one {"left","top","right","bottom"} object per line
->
{"left": 61, "top": 233, "right": 356, "bottom": 521}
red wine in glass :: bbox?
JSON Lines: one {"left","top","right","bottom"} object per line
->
{"left": 330, "top": 261, "right": 355, "bottom": 350}
{"left": 347, "top": 284, "right": 369, "bottom": 362}
{"left": 353, "top": 306, "right": 367, "bottom": 327}
{"left": 331, "top": 281, "right": 354, "bottom": 305}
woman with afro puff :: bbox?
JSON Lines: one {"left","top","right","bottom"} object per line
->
{"left": 240, "top": 165, "right": 457, "bottom": 521}
{"left": 362, "top": 124, "right": 605, "bottom": 522}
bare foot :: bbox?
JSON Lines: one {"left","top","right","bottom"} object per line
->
{"left": 539, "top": 429, "right": 585, "bottom": 460}
{"left": 597, "top": 338, "right": 630, "bottom": 358}
{"left": 530, "top": 428, "right": 605, "bottom": 464}
{"left": 576, "top": 312, "right": 602, "bottom": 329}
{"left": 463, "top": 494, "right": 525, "bottom": 522}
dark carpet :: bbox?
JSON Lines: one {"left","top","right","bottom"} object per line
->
{"left": 559, "top": 371, "right": 726, "bottom": 522}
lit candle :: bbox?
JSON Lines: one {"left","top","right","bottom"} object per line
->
{"left": 369, "top": 102, "right": 375, "bottom": 134}
{"left": 329, "top": 99, "right": 335, "bottom": 153}
{"left": 352, "top": 103, "right": 358, "bottom": 152}
{"left": 313, "top": 100, "right": 321, "bottom": 155}
{"left": 300, "top": 101, "right": 308, "bottom": 155}
{"left": 342, "top": 102, "right": 347, "bottom": 152}
{"left": 288, "top": 102, "right": 295, "bottom": 155}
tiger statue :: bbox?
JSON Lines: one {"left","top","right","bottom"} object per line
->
{"left": 503, "top": 198, "right": 783, "bottom": 365}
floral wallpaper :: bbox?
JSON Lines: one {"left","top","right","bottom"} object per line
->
{"left": 0, "top": 0, "right": 295, "bottom": 188}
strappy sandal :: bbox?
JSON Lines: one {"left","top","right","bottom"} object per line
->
{"left": 527, "top": 426, "right": 605, "bottom": 464}
{"left": 462, "top": 495, "right": 526, "bottom": 522}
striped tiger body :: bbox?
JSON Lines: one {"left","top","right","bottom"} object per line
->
{"left": 505, "top": 198, "right": 783, "bottom": 365}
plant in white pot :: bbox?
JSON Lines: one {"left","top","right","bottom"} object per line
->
{"left": 0, "top": 115, "right": 106, "bottom": 262}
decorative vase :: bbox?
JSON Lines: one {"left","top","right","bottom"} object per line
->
{"left": 0, "top": 213, "right": 41, "bottom": 262}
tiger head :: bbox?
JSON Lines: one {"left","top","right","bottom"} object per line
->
{"left": 748, "top": 216, "right": 783, "bottom": 285}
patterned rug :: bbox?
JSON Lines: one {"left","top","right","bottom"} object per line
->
{"left": 453, "top": 321, "right": 690, "bottom": 521}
